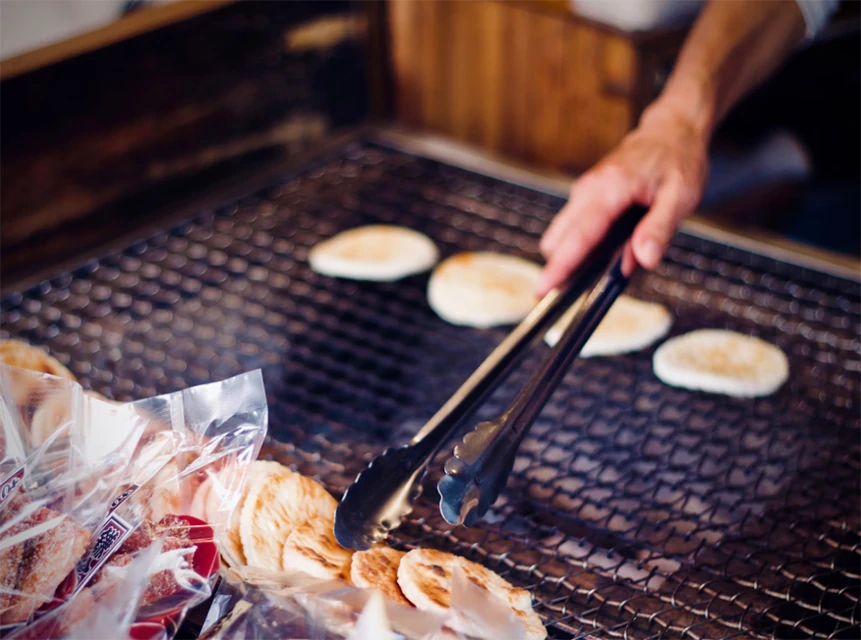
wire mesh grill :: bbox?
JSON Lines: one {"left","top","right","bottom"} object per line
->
{"left": 2, "top": 141, "right": 859, "bottom": 639}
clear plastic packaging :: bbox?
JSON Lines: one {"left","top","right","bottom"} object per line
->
{"left": 0, "top": 365, "right": 268, "bottom": 639}
{"left": 200, "top": 565, "right": 467, "bottom": 640}
{"left": 0, "top": 365, "right": 148, "bottom": 635}
{"left": 10, "top": 538, "right": 171, "bottom": 640}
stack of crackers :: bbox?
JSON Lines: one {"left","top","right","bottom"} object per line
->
{"left": 224, "top": 460, "right": 546, "bottom": 639}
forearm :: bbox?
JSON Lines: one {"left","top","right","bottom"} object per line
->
{"left": 538, "top": 0, "right": 814, "bottom": 290}
{"left": 648, "top": 0, "right": 807, "bottom": 140}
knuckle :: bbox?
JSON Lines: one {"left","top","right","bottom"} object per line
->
{"left": 678, "top": 181, "right": 702, "bottom": 210}
{"left": 577, "top": 214, "right": 610, "bottom": 244}
{"left": 664, "top": 169, "right": 700, "bottom": 209}
{"left": 597, "top": 163, "right": 631, "bottom": 187}
{"left": 665, "top": 167, "right": 687, "bottom": 189}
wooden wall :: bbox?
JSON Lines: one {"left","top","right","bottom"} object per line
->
{"left": 1, "top": 1, "right": 371, "bottom": 284}
{"left": 387, "top": 0, "right": 684, "bottom": 174}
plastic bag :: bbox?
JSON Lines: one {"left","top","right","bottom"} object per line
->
{"left": 66, "top": 539, "right": 169, "bottom": 640}
{"left": 125, "top": 370, "right": 267, "bottom": 535}
{"left": 200, "top": 565, "right": 452, "bottom": 640}
{"left": 447, "top": 565, "right": 525, "bottom": 640}
{"left": 0, "top": 366, "right": 268, "bottom": 639}
{"left": 0, "top": 365, "right": 148, "bottom": 634}
{"left": 81, "top": 370, "right": 268, "bottom": 632}
{"left": 347, "top": 592, "right": 391, "bottom": 640}
{"left": 200, "top": 559, "right": 549, "bottom": 640}
{"left": 10, "top": 538, "right": 170, "bottom": 640}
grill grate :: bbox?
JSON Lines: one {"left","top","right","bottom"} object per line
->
{"left": 2, "top": 141, "right": 859, "bottom": 639}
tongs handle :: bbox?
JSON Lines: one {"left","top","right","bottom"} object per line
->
{"left": 437, "top": 209, "right": 644, "bottom": 525}
{"left": 500, "top": 252, "right": 631, "bottom": 436}
{"left": 410, "top": 205, "right": 647, "bottom": 458}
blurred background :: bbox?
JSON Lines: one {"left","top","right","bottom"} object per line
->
{"left": 1, "top": 0, "right": 858, "bottom": 285}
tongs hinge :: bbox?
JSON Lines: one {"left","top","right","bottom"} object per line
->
{"left": 334, "top": 205, "right": 646, "bottom": 549}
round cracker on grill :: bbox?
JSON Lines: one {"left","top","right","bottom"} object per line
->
{"left": 240, "top": 466, "right": 337, "bottom": 570}
{"left": 222, "top": 460, "right": 290, "bottom": 566}
{"left": 428, "top": 252, "right": 542, "bottom": 328}
{"left": 281, "top": 520, "right": 353, "bottom": 581}
{"left": 544, "top": 295, "right": 672, "bottom": 357}
{"left": 351, "top": 546, "right": 411, "bottom": 607}
{"left": 652, "top": 329, "right": 789, "bottom": 397}
{"left": 309, "top": 225, "right": 439, "bottom": 282}
{"left": 0, "top": 340, "right": 76, "bottom": 382}
{"left": 397, "top": 549, "right": 545, "bottom": 639}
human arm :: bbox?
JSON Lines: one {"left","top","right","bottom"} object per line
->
{"left": 537, "top": 0, "right": 818, "bottom": 295}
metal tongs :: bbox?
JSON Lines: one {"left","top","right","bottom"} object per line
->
{"left": 334, "top": 205, "right": 647, "bottom": 550}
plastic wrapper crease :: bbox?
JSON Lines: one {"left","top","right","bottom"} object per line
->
{"left": 200, "top": 562, "right": 536, "bottom": 640}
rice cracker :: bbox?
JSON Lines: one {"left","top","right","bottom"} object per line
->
{"left": 309, "top": 225, "right": 439, "bottom": 282}
{"left": 544, "top": 295, "right": 672, "bottom": 357}
{"left": 427, "top": 252, "right": 542, "bottom": 328}
{"left": 0, "top": 340, "right": 76, "bottom": 382}
{"left": 281, "top": 520, "right": 353, "bottom": 581}
{"left": 0, "top": 340, "right": 77, "bottom": 408}
{"left": 222, "top": 460, "right": 289, "bottom": 566}
{"left": 351, "top": 546, "right": 411, "bottom": 607}
{"left": 397, "top": 548, "right": 545, "bottom": 639}
{"left": 653, "top": 329, "right": 789, "bottom": 397}
{"left": 240, "top": 466, "right": 337, "bottom": 570}
{"left": 146, "top": 461, "right": 184, "bottom": 521}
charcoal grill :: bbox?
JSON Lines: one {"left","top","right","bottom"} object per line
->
{"left": 1, "top": 131, "right": 858, "bottom": 639}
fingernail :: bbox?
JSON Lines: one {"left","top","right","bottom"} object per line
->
{"left": 639, "top": 237, "right": 662, "bottom": 267}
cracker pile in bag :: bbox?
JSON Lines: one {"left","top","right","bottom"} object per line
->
{"left": 0, "top": 364, "right": 268, "bottom": 639}
{"left": 207, "top": 456, "right": 546, "bottom": 639}
{"left": 201, "top": 564, "right": 450, "bottom": 640}
{"left": 202, "top": 561, "right": 542, "bottom": 639}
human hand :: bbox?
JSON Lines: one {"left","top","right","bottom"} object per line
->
{"left": 536, "top": 100, "right": 710, "bottom": 295}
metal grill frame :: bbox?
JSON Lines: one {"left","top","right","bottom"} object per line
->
{"left": 1, "top": 131, "right": 859, "bottom": 639}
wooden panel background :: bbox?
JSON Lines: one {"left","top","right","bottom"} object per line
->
{"left": 1, "top": 1, "right": 372, "bottom": 283}
{"left": 388, "top": 0, "right": 667, "bottom": 173}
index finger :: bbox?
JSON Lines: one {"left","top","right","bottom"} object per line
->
{"left": 535, "top": 171, "right": 636, "bottom": 295}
